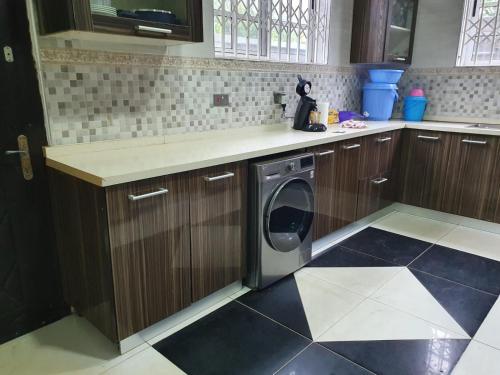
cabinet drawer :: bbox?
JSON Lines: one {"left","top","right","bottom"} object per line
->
{"left": 359, "top": 130, "right": 402, "bottom": 178}
{"left": 356, "top": 170, "right": 396, "bottom": 220}
{"left": 106, "top": 174, "right": 191, "bottom": 340}
{"left": 189, "top": 161, "right": 247, "bottom": 302}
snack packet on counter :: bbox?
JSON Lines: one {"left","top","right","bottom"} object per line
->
{"left": 340, "top": 120, "right": 368, "bottom": 129}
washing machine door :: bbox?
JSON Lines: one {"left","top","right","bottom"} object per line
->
{"left": 265, "top": 177, "right": 314, "bottom": 253}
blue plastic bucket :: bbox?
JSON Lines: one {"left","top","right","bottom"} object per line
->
{"left": 369, "top": 69, "right": 404, "bottom": 84}
{"left": 363, "top": 83, "right": 399, "bottom": 121}
{"left": 403, "top": 96, "right": 428, "bottom": 121}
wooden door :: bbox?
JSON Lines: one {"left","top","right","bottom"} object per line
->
{"left": 356, "top": 170, "right": 396, "bottom": 220}
{"left": 399, "top": 130, "right": 451, "bottom": 210}
{"left": 485, "top": 141, "right": 500, "bottom": 223}
{"left": 441, "top": 134, "right": 499, "bottom": 219}
{"left": 106, "top": 174, "right": 191, "bottom": 340}
{"left": 189, "top": 162, "right": 247, "bottom": 302}
{"left": 308, "top": 143, "right": 338, "bottom": 240}
{"left": 0, "top": 0, "right": 68, "bottom": 344}
{"left": 351, "top": 0, "right": 390, "bottom": 63}
{"left": 359, "top": 130, "right": 402, "bottom": 178}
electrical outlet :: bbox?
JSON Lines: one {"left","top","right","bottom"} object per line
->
{"left": 213, "top": 94, "right": 230, "bottom": 107}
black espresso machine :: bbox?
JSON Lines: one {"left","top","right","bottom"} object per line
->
{"left": 293, "top": 75, "right": 327, "bottom": 132}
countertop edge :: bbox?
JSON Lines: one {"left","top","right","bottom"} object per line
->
{"left": 45, "top": 121, "right": 500, "bottom": 187}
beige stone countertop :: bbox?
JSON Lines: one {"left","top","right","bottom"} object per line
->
{"left": 44, "top": 120, "right": 500, "bottom": 187}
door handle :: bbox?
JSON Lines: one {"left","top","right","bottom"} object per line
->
{"left": 4, "top": 135, "right": 33, "bottom": 181}
{"left": 128, "top": 188, "right": 169, "bottom": 201}
{"left": 417, "top": 135, "right": 440, "bottom": 141}
{"left": 204, "top": 172, "right": 235, "bottom": 182}
{"left": 315, "top": 150, "right": 335, "bottom": 157}
{"left": 371, "top": 177, "right": 389, "bottom": 185}
{"left": 377, "top": 137, "right": 392, "bottom": 143}
{"left": 462, "top": 139, "right": 487, "bottom": 145}
{"left": 342, "top": 144, "right": 361, "bottom": 150}
{"left": 135, "top": 25, "right": 173, "bottom": 35}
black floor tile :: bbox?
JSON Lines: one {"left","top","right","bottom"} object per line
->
{"left": 321, "top": 339, "right": 470, "bottom": 375}
{"left": 237, "top": 275, "right": 312, "bottom": 339}
{"left": 410, "top": 269, "right": 498, "bottom": 336}
{"left": 276, "top": 343, "right": 373, "bottom": 375}
{"left": 153, "top": 301, "right": 310, "bottom": 375}
{"left": 410, "top": 245, "right": 500, "bottom": 295}
{"left": 307, "top": 245, "right": 398, "bottom": 268}
{"left": 339, "top": 227, "right": 432, "bottom": 266}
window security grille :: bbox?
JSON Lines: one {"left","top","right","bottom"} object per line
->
{"left": 457, "top": 0, "right": 500, "bottom": 66}
{"left": 214, "top": 0, "right": 331, "bottom": 64}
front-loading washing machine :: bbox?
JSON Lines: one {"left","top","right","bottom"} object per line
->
{"left": 246, "top": 153, "right": 315, "bottom": 289}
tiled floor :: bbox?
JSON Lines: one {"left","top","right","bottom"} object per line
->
{"left": 2, "top": 210, "right": 500, "bottom": 374}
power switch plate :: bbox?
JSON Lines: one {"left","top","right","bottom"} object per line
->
{"left": 3, "top": 46, "right": 14, "bottom": 63}
{"left": 213, "top": 94, "right": 229, "bottom": 107}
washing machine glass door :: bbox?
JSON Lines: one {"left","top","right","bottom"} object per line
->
{"left": 265, "top": 178, "right": 314, "bottom": 253}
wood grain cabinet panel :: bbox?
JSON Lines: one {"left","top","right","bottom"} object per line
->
{"left": 308, "top": 139, "right": 362, "bottom": 240}
{"left": 486, "top": 141, "right": 500, "bottom": 223}
{"left": 106, "top": 174, "right": 192, "bottom": 340}
{"left": 399, "top": 130, "right": 452, "bottom": 210}
{"left": 359, "top": 130, "right": 402, "bottom": 178}
{"left": 357, "top": 170, "right": 396, "bottom": 220}
{"left": 441, "top": 134, "right": 499, "bottom": 220}
{"left": 189, "top": 162, "right": 247, "bottom": 302}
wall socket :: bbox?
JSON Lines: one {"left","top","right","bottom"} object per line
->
{"left": 213, "top": 94, "right": 230, "bottom": 107}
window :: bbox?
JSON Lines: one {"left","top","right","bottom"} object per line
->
{"left": 457, "top": 0, "right": 500, "bottom": 66}
{"left": 213, "top": 0, "right": 331, "bottom": 64}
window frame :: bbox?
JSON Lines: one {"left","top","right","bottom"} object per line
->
{"left": 213, "top": 0, "right": 331, "bottom": 65}
{"left": 457, "top": 0, "right": 500, "bottom": 67}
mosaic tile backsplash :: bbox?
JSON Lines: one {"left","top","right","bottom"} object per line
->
{"left": 41, "top": 49, "right": 361, "bottom": 145}
{"left": 395, "top": 67, "right": 500, "bottom": 121}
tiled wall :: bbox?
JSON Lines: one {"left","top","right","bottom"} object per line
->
{"left": 395, "top": 67, "right": 500, "bottom": 121}
{"left": 40, "top": 48, "right": 361, "bottom": 145}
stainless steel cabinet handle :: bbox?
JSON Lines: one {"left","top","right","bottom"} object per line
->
{"left": 342, "top": 144, "right": 361, "bottom": 150}
{"left": 204, "top": 172, "right": 235, "bottom": 182}
{"left": 5, "top": 150, "right": 27, "bottom": 155}
{"left": 377, "top": 137, "right": 392, "bottom": 143}
{"left": 135, "top": 25, "right": 173, "bottom": 35}
{"left": 128, "top": 188, "right": 168, "bottom": 201}
{"left": 315, "top": 150, "right": 335, "bottom": 157}
{"left": 462, "top": 139, "right": 487, "bottom": 145}
{"left": 371, "top": 178, "right": 389, "bottom": 185}
{"left": 418, "top": 135, "right": 440, "bottom": 141}
{"left": 393, "top": 57, "right": 407, "bottom": 62}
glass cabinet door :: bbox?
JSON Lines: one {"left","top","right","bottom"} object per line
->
{"left": 89, "top": 0, "right": 188, "bottom": 26}
{"left": 385, "top": 0, "right": 417, "bottom": 63}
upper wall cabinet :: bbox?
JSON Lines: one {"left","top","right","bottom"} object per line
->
{"left": 35, "top": 0, "right": 203, "bottom": 43}
{"left": 350, "top": 0, "right": 418, "bottom": 65}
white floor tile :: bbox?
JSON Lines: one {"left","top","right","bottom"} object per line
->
{"left": 474, "top": 296, "right": 500, "bottom": 349}
{"left": 147, "top": 298, "right": 233, "bottom": 345}
{"left": 452, "top": 341, "right": 500, "bottom": 375}
{"left": 438, "top": 226, "right": 500, "bottom": 262}
{"left": 372, "top": 269, "right": 469, "bottom": 337}
{"left": 0, "top": 315, "right": 147, "bottom": 375}
{"left": 372, "top": 212, "right": 456, "bottom": 243}
{"left": 303, "top": 266, "right": 405, "bottom": 297}
{"left": 318, "top": 298, "right": 467, "bottom": 343}
{"left": 294, "top": 271, "right": 364, "bottom": 340}
{"left": 104, "top": 347, "right": 186, "bottom": 375}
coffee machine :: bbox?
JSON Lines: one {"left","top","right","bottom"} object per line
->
{"left": 293, "top": 75, "right": 327, "bottom": 132}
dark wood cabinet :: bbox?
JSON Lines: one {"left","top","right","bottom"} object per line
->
{"left": 106, "top": 174, "right": 192, "bottom": 340}
{"left": 399, "top": 130, "right": 451, "bottom": 210}
{"left": 35, "top": 0, "right": 203, "bottom": 43}
{"left": 308, "top": 138, "right": 363, "bottom": 240}
{"left": 351, "top": 0, "right": 418, "bottom": 64}
{"left": 49, "top": 160, "right": 247, "bottom": 345}
{"left": 357, "top": 170, "right": 396, "bottom": 219}
{"left": 440, "top": 134, "right": 499, "bottom": 220}
{"left": 189, "top": 162, "right": 247, "bottom": 302}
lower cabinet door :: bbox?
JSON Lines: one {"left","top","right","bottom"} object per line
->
{"left": 400, "top": 130, "right": 451, "bottom": 210}
{"left": 106, "top": 174, "right": 192, "bottom": 340}
{"left": 356, "top": 171, "right": 395, "bottom": 220}
{"left": 189, "top": 161, "right": 247, "bottom": 302}
{"left": 441, "top": 134, "right": 499, "bottom": 219}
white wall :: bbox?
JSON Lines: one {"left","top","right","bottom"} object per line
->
{"left": 411, "top": 0, "right": 465, "bottom": 68}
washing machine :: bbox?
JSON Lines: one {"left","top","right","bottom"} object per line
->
{"left": 246, "top": 153, "right": 315, "bottom": 289}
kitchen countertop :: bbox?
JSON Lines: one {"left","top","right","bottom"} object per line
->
{"left": 44, "top": 120, "right": 500, "bottom": 187}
